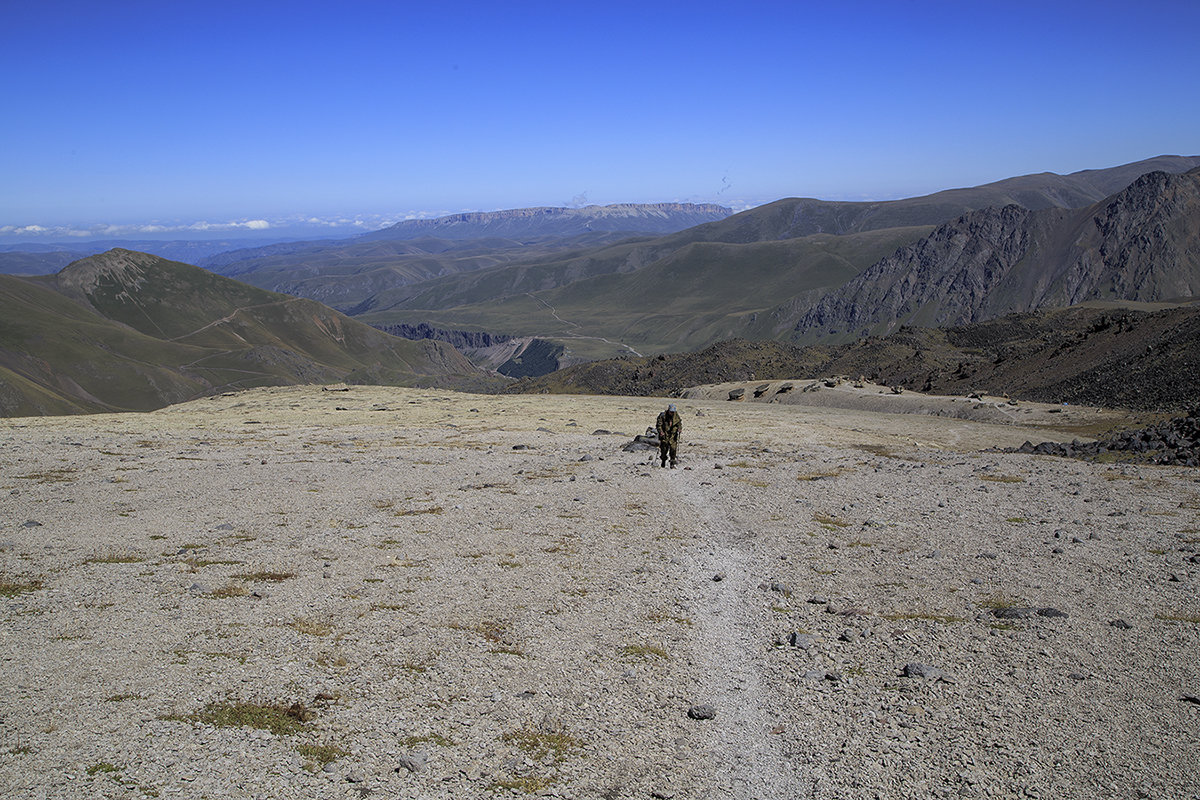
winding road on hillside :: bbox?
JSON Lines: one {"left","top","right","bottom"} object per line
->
{"left": 525, "top": 292, "right": 644, "bottom": 357}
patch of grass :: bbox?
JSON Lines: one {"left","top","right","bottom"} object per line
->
{"left": 396, "top": 506, "right": 443, "bottom": 517}
{"left": 797, "top": 468, "right": 846, "bottom": 481}
{"left": 501, "top": 729, "right": 582, "bottom": 761}
{"left": 210, "top": 584, "right": 248, "bottom": 598}
{"left": 619, "top": 643, "right": 668, "bottom": 661}
{"left": 0, "top": 578, "right": 43, "bottom": 598}
{"left": 497, "top": 557, "right": 521, "bottom": 568}
{"left": 989, "top": 621, "right": 1022, "bottom": 631}
{"left": 813, "top": 512, "right": 851, "bottom": 528}
{"left": 646, "top": 611, "right": 693, "bottom": 626}
{"left": 295, "top": 742, "right": 346, "bottom": 769}
{"left": 87, "top": 762, "right": 121, "bottom": 775}
{"left": 1154, "top": 613, "right": 1200, "bottom": 624}
{"left": 734, "top": 477, "right": 770, "bottom": 488}
{"left": 1006, "top": 517, "right": 1028, "bottom": 524}
{"left": 16, "top": 468, "right": 77, "bottom": 483}
{"left": 980, "top": 473, "right": 1025, "bottom": 483}
{"left": 168, "top": 701, "right": 313, "bottom": 735}
{"left": 726, "top": 460, "right": 753, "bottom": 468}
{"left": 852, "top": 443, "right": 897, "bottom": 458}
{"left": 289, "top": 617, "right": 333, "bottom": 636}
{"left": 105, "top": 693, "right": 140, "bottom": 702}
{"left": 235, "top": 571, "right": 296, "bottom": 582}
{"left": 371, "top": 603, "right": 404, "bottom": 611}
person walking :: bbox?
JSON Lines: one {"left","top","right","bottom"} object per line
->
{"left": 655, "top": 403, "right": 682, "bottom": 468}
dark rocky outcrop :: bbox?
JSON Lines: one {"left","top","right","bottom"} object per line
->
{"left": 373, "top": 322, "right": 514, "bottom": 350}
{"left": 1011, "top": 409, "right": 1200, "bottom": 467}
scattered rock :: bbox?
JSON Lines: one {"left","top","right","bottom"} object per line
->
{"left": 712, "top": 572, "right": 726, "bottom": 582}
{"left": 21, "top": 520, "right": 42, "bottom": 528}
{"left": 787, "top": 632, "right": 814, "bottom": 650}
{"left": 1068, "top": 672, "right": 1088, "bottom": 681}
{"left": 512, "top": 444, "right": 530, "bottom": 450}
{"left": 902, "top": 663, "right": 948, "bottom": 680}
{"left": 396, "top": 752, "right": 428, "bottom": 773}
{"left": 687, "top": 704, "right": 717, "bottom": 720}
{"left": 1110, "top": 618, "right": 1133, "bottom": 629}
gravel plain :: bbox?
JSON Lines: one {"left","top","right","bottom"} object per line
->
{"left": 1, "top": 385, "right": 1198, "bottom": 800}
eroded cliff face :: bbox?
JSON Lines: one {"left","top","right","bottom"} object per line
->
{"left": 784, "top": 169, "right": 1200, "bottom": 342}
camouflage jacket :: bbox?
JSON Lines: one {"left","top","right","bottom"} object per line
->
{"left": 656, "top": 410, "right": 682, "bottom": 444}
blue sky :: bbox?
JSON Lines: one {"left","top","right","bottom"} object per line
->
{"left": 2, "top": 0, "right": 1198, "bottom": 240}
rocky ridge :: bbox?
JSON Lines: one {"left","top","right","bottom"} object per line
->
{"left": 785, "top": 168, "right": 1200, "bottom": 342}
{"left": 1014, "top": 409, "right": 1200, "bottom": 467}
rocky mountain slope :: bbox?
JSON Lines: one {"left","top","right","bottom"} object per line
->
{"left": 358, "top": 158, "right": 1200, "bottom": 362}
{"left": 0, "top": 250, "right": 494, "bottom": 416}
{"left": 507, "top": 304, "right": 1200, "bottom": 412}
{"left": 783, "top": 168, "right": 1200, "bottom": 342}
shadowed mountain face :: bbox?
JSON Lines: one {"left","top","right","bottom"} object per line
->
{"left": 782, "top": 168, "right": 1200, "bottom": 342}
{"left": 0, "top": 249, "right": 493, "bottom": 416}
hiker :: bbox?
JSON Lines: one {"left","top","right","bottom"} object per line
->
{"left": 655, "top": 403, "right": 682, "bottom": 468}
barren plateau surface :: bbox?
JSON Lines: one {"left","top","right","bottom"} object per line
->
{"left": 1, "top": 385, "right": 1198, "bottom": 800}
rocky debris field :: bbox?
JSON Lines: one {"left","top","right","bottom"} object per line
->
{"left": 1015, "top": 409, "right": 1200, "bottom": 467}
{"left": 1, "top": 385, "right": 1198, "bottom": 799}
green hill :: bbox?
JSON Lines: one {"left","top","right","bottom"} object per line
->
{"left": 0, "top": 250, "right": 494, "bottom": 416}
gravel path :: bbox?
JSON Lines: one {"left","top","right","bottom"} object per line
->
{"left": 0, "top": 385, "right": 1197, "bottom": 799}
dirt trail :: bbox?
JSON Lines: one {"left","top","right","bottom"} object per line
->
{"left": 669, "top": 471, "right": 803, "bottom": 798}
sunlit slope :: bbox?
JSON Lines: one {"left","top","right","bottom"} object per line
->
{"left": 360, "top": 226, "right": 930, "bottom": 357}
{"left": 0, "top": 250, "right": 491, "bottom": 416}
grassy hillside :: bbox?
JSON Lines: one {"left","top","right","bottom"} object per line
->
{"left": 360, "top": 226, "right": 931, "bottom": 359}
{"left": 0, "top": 250, "right": 496, "bottom": 416}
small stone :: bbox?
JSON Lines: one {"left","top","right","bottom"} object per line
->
{"left": 579, "top": 454, "right": 594, "bottom": 462}
{"left": 215, "top": 523, "right": 234, "bottom": 531}
{"left": 1068, "top": 672, "right": 1088, "bottom": 681}
{"left": 839, "top": 628, "right": 858, "bottom": 642}
{"left": 808, "top": 596, "right": 829, "bottom": 605}
{"left": 979, "top": 552, "right": 999, "bottom": 560}
{"left": 902, "top": 663, "right": 946, "bottom": 680}
{"left": 396, "top": 752, "right": 428, "bottom": 773}
{"left": 1052, "top": 547, "right": 1065, "bottom": 554}
{"left": 687, "top": 704, "right": 717, "bottom": 720}
{"left": 803, "top": 669, "right": 826, "bottom": 680}
{"left": 1037, "top": 607, "right": 1068, "bottom": 618}
{"left": 512, "top": 444, "right": 530, "bottom": 450}
{"left": 345, "top": 770, "right": 365, "bottom": 783}
{"left": 787, "top": 632, "right": 814, "bottom": 650}
{"left": 769, "top": 581, "right": 791, "bottom": 595}
{"left": 1110, "top": 619, "right": 1133, "bottom": 629}
{"left": 1182, "top": 694, "right": 1200, "bottom": 705}
{"left": 21, "top": 520, "right": 42, "bottom": 528}
{"left": 712, "top": 572, "right": 726, "bottom": 582}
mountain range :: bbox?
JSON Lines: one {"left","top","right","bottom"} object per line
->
{"left": 3, "top": 154, "right": 1199, "bottom": 416}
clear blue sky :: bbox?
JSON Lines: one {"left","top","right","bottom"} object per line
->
{"left": 2, "top": 0, "right": 1198, "bottom": 239}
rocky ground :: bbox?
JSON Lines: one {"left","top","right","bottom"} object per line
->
{"left": 1, "top": 385, "right": 1198, "bottom": 799}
